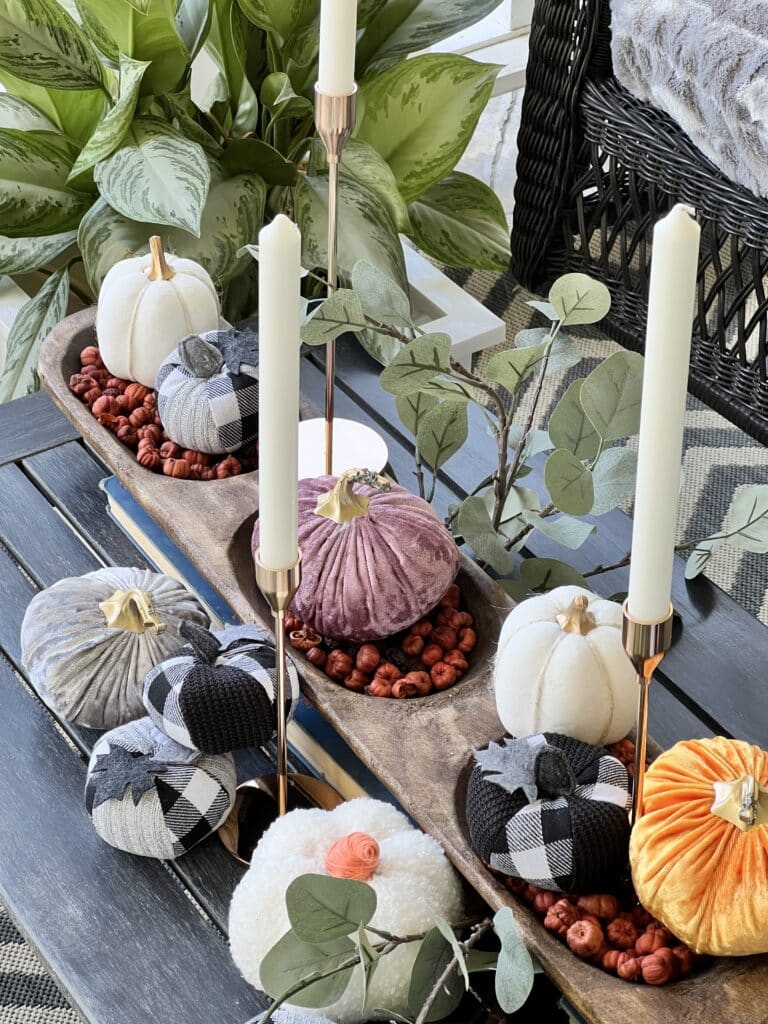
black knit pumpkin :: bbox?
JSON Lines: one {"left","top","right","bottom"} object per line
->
{"left": 466, "top": 732, "right": 631, "bottom": 892}
{"left": 142, "top": 623, "right": 299, "bottom": 754}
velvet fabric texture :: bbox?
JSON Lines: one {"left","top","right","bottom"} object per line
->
{"left": 252, "top": 475, "right": 460, "bottom": 641}
{"left": 630, "top": 736, "right": 768, "bottom": 955}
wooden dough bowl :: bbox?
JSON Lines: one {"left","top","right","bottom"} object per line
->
{"left": 39, "top": 310, "right": 768, "bottom": 1024}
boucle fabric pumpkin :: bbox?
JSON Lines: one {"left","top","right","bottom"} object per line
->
{"left": 251, "top": 470, "right": 460, "bottom": 641}
{"left": 20, "top": 567, "right": 209, "bottom": 729}
{"left": 143, "top": 622, "right": 300, "bottom": 754}
{"left": 229, "top": 798, "right": 464, "bottom": 1023}
{"left": 631, "top": 736, "right": 768, "bottom": 955}
{"left": 156, "top": 329, "right": 259, "bottom": 454}
{"left": 467, "top": 733, "right": 632, "bottom": 892}
{"left": 85, "top": 717, "right": 236, "bottom": 860}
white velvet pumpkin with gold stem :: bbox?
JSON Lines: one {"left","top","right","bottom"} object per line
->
{"left": 494, "top": 586, "right": 637, "bottom": 746}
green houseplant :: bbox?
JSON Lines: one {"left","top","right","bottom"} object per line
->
{"left": 0, "top": 0, "right": 512, "bottom": 401}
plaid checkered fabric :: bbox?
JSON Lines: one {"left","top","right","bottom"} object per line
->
{"left": 85, "top": 718, "right": 236, "bottom": 860}
{"left": 466, "top": 732, "right": 632, "bottom": 892}
{"left": 143, "top": 624, "right": 299, "bottom": 755}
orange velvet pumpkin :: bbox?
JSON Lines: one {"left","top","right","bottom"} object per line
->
{"left": 630, "top": 737, "right": 768, "bottom": 955}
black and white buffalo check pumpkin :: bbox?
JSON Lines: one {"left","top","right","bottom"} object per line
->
{"left": 143, "top": 622, "right": 299, "bottom": 755}
{"left": 466, "top": 732, "right": 632, "bottom": 892}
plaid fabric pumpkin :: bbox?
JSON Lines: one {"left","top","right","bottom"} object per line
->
{"left": 143, "top": 622, "right": 299, "bottom": 755}
{"left": 155, "top": 329, "right": 259, "bottom": 454}
{"left": 466, "top": 732, "right": 631, "bottom": 892}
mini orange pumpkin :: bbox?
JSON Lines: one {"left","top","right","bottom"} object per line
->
{"left": 630, "top": 737, "right": 768, "bottom": 955}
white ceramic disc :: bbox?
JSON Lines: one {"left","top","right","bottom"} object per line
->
{"left": 298, "top": 417, "right": 389, "bottom": 478}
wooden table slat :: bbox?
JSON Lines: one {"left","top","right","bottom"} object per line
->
{"left": 0, "top": 392, "right": 79, "bottom": 467}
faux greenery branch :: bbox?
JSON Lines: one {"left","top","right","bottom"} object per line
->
{"left": 256, "top": 873, "right": 533, "bottom": 1023}
{"left": 0, "top": 0, "right": 512, "bottom": 401}
{"left": 302, "top": 264, "right": 768, "bottom": 598}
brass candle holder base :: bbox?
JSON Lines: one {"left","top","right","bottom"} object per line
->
{"left": 219, "top": 550, "right": 343, "bottom": 862}
{"left": 622, "top": 600, "right": 674, "bottom": 826}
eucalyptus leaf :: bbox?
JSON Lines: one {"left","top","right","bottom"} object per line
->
{"left": 351, "top": 259, "right": 412, "bottom": 329}
{"left": 0, "top": 0, "right": 105, "bottom": 90}
{"left": 723, "top": 484, "right": 768, "bottom": 552}
{"left": 548, "top": 272, "right": 611, "bottom": 326}
{"left": 485, "top": 340, "right": 549, "bottom": 395}
{"left": 518, "top": 557, "right": 590, "bottom": 593}
{"left": 68, "top": 56, "right": 150, "bottom": 180}
{"left": 286, "top": 874, "right": 377, "bottom": 943}
{"left": 355, "top": 54, "right": 500, "bottom": 203}
{"left": 355, "top": 923, "right": 379, "bottom": 1014}
{"left": 483, "top": 484, "right": 541, "bottom": 541}
{"left": 456, "top": 496, "right": 515, "bottom": 575}
{"left": 514, "top": 326, "right": 581, "bottom": 374}
{"left": 407, "top": 927, "right": 464, "bottom": 1023}
{"left": 527, "top": 299, "right": 557, "bottom": 321}
{"left": 94, "top": 116, "right": 210, "bottom": 235}
{"left": 684, "top": 536, "right": 722, "bottom": 580}
{"left": 0, "top": 93, "right": 57, "bottom": 131}
{"left": 396, "top": 390, "right": 438, "bottom": 436}
{"left": 420, "top": 377, "right": 473, "bottom": 402}
{"left": 580, "top": 351, "right": 644, "bottom": 442}
{"left": 0, "top": 267, "right": 69, "bottom": 403}
{"left": 432, "top": 916, "right": 469, "bottom": 990}
{"left": 590, "top": 446, "right": 637, "bottom": 516}
{"left": 548, "top": 379, "right": 600, "bottom": 460}
{"left": 520, "top": 428, "right": 554, "bottom": 459}
{"left": 301, "top": 289, "right": 365, "bottom": 345}
{"left": 465, "top": 949, "right": 499, "bottom": 973}
{"left": 545, "top": 448, "right": 594, "bottom": 515}
{"left": 0, "top": 129, "right": 89, "bottom": 237}
{"left": 493, "top": 907, "right": 534, "bottom": 1014}
{"left": 0, "top": 230, "right": 76, "bottom": 274}
{"left": 521, "top": 509, "right": 595, "bottom": 550}
{"left": 417, "top": 400, "right": 468, "bottom": 472}
{"left": 408, "top": 171, "right": 510, "bottom": 270}
{"left": 222, "top": 137, "right": 297, "bottom": 184}
{"left": 259, "top": 930, "right": 356, "bottom": 1009}
{"left": 379, "top": 333, "right": 451, "bottom": 396}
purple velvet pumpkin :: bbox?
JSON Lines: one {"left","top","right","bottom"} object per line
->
{"left": 252, "top": 469, "right": 460, "bottom": 641}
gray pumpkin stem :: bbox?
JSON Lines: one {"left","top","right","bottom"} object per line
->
{"left": 180, "top": 621, "right": 221, "bottom": 664}
{"left": 178, "top": 335, "right": 224, "bottom": 378}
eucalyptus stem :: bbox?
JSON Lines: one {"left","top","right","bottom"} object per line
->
{"left": 414, "top": 920, "right": 494, "bottom": 1024}
{"left": 256, "top": 953, "right": 363, "bottom": 1024}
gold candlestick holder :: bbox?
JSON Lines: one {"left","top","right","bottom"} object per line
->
{"left": 622, "top": 601, "right": 674, "bottom": 826}
{"left": 218, "top": 550, "right": 342, "bottom": 865}
{"left": 315, "top": 84, "right": 357, "bottom": 476}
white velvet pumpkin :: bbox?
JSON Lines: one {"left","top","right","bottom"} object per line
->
{"left": 96, "top": 236, "right": 219, "bottom": 387}
{"left": 494, "top": 586, "right": 637, "bottom": 746}
{"left": 229, "top": 799, "right": 464, "bottom": 1024}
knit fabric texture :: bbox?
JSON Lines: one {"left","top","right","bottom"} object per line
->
{"left": 142, "top": 622, "right": 300, "bottom": 754}
{"left": 156, "top": 329, "right": 259, "bottom": 454}
{"left": 20, "top": 567, "right": 210, "bottom": 730}
{"left": 85, "top": 717, "right": 236, "bottom": 859}
{"left": 466, "top": 732, "right": 631, "bottom": 892}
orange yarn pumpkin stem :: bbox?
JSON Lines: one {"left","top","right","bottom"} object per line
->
{"left": 325, "top": 831, "right": 380, "bottom": 881}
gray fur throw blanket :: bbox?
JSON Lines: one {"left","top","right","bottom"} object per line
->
{"left": 612, "top": 0, "right": 768, "bottom": 197}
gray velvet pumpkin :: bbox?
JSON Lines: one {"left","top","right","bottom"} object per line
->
{"left": 20, "top": 567, "right": 209, "bottom": 730}
{"left": 155, "top": 328, "right": 259, "bottom": 454}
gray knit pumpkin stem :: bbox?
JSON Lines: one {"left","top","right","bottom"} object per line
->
{"left": 178, "top": 335, "right": 224, "bottom": 378}
{"left": 180, "top": 621, "right": 221, "bottom": 664}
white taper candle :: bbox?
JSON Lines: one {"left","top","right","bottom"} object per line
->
{"left": 318, "top": 0, "right": 357, "bottom": 96}
{"left": 257, "top": 214, "right": 302, "bottom": 570}
{"left": 628, "top": 204, "right": 701, "bottom": 622}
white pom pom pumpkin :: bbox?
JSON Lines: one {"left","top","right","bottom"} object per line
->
{"left": 229, "top": 798, "right": 464, "bottom": 1024}
{"left": 96, "top": 235, "right": 219, "bottom": 387}
{"left": 494, "top": 586, "right": 637, "bottom": 746}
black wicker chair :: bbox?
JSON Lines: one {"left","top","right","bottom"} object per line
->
{"left": 510, "top": 0, "right": 768, "bottom": 444}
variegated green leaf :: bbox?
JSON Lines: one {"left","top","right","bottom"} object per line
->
{"left": 0, "top": 0, "right": 105, "bottom": 90}
{"left": 68, "top": 56, "right": 150, "bottom": 180}
{"left": 202, "top": 0, "right": 258, "bottom": 135}
{"left": 337, "top": 140, "right": 410, "bottom": 233}
{"left": 0, "top": 267, "right": 69, "bottom": 403}
{"left": 408, "top": 171, "right": 510, "bottom": 270}
{"left": 74, "top": 0, "right": 120, "bottom": 61}
{"left": 222, "top": 138, "right": 296, "bottom": 184}
{"left": 357, "top": 0, "right": 506, "bottom": 69}
{"left": 0, "top": 93, "right": 56, "bottom": 131}
{"left": 0, "top": 129, "right": 90, "bottom": 236}
{"left": 79, "top": 172, "right": 265, "bottom": 291}
{"left": 0, "top": 66, "right": 105, "bottom": 142}
{"left": 94, "top": 116, "right": 210, "bottom": 235}
{"left": 260, "top": 71, "right": 313, "bottom": 122}
{"left": 355, "top": 54, "right": 500, "bottom": 202}
{"left": 175, "top": 0, "right": 212, "bottom": 58}
{"left": 236, "top": 0, "right": 316, "bottom": 38}
{"left": 0, "top": 230, "right": 77, "bottom": 273}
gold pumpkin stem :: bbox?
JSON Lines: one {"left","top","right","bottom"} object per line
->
{"left": 556, "top": 594, "right": 597, "bottom": 635}
{"left": 314, "top": 468, "right": 391, "bottom": 525}
{"left": 146, "top": 235, "right": 175, "bottom": 281}
{"left": 99, "top": 588, "right": 166, "bottom": 634}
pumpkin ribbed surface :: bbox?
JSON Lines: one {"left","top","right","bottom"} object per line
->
{"left": 630, "top": 736, "right": 768, "bottom": 955}
{"left": 252, "top": 475, "right": 459, "bottom": 641}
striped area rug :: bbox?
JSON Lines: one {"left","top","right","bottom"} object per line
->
{"left": 0, "top": 905, "right": 77, "bottom": 1024}
{"left": 448, "top": 267, "right": 768, "bottom": 626}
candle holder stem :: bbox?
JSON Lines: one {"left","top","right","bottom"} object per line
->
{"left": 315, "top": 85, "right": 357, "bottom": 476}
{"left": 622, "top": 601, "right": 674, "bottom": 826}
